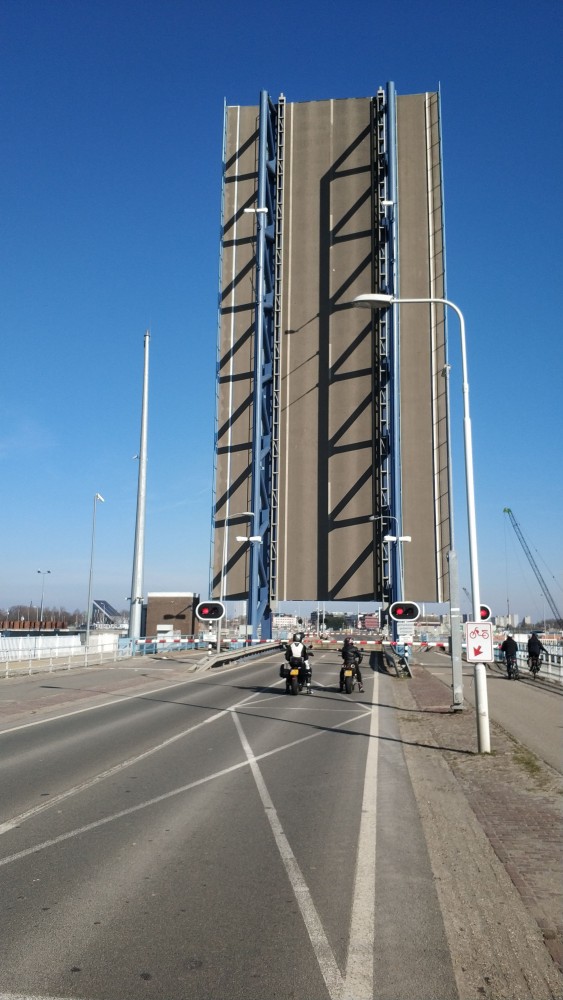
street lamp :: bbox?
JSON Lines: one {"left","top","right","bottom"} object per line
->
{"left": 37, "top": 569, "right": 51, "bottom": 626}
{"left": 354, "top": 293, "right": 480, "bottom": 616}
{"left": 85, "top": 493, "right": 105, "bottom": 650}
{"left": 369, "top": 513, "right": 399, "bottom": 531}
{"left": 353, "top": 292, "right": 489, "bottom": 748}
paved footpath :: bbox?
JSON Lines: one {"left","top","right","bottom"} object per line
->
{"left": 394, "top": 657, "right": 563, "bottom": 998}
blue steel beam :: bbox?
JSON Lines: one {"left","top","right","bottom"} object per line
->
{"left": 247, "top": 91, "right": 278, "bottom": 639}
{"left": 386, "top": 81, "right": 403, "bottom": 604}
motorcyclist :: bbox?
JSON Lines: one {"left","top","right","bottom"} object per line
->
{"left": 339, "top": 637, "right": 364, "bottom": 692}
{"left": 500, "top": 634, "right": 518, "bottom": 676}
{"left": 284, "top": 633, "right": 313, "bottom": 692}
{"left": 527, "top": 632, "right": 547, "bottom": 666}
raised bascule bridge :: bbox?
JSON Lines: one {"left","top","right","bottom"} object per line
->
{"left": 212, "top": 84, "right": 451, "bottom": 637}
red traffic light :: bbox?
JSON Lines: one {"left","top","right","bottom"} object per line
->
{"left": 479, "top": 604, "right": 491, "bottom": 621}
{"left": 389, "top": 601, "right": 420, "bottom": 622}
{"left": 195, "top": 601, "right": 225, "bottom": 622}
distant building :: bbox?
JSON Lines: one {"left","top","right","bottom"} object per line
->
{"left": 273, "top": 613, "right": 300, "bottom": 633}
{"left": 363, "top": 613, "right": 380, "bottom": 631}
{"left": 496, "top": 614, "right": 521, "bottom": 630}
{"left": 144, "top": 593, "right": 199, "bottom": 638}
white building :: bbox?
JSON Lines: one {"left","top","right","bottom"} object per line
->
{"left": 272, "top": 613, "right": 301, "bottom": 633}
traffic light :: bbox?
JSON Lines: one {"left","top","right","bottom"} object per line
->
{"left": 389, "top": 601, "right": 420, "bottom": 622}
{"left": 479, "top": 604, "right": 491, "bottom": 621}
{"left": 195, "top": 601, "right": 225, "bottom": 622}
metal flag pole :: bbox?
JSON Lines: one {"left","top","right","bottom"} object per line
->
{"left": 129, "top": 330, "right": 150, "bottom": 642}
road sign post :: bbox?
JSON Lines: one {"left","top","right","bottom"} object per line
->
{"left": 465, "top": 621, "right": 492, "bottom": 753}
{"left": 465, "top": 622, "right": 494, "bottom": 663}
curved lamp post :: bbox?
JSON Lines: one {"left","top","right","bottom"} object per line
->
{"left": 354, "top": 293, "right": 480, "bottom": 615}
{"left": 354, "top": 292, "right": 489, "bottom": 750}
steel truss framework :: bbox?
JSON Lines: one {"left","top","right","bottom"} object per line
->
{"left": 372, "top": 83, "right": 399, "bottom": 611}
{"left": 213, "top": 85, "right": 447, "bottom": 636}
{"left": 245, "top": 92, "right": 281, "bottom": 639}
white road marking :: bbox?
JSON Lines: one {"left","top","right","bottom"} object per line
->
{"left": 1, "top": 672, "right": 369, "bottom": 833}
{"left": 0, "top": 668, "right": 250, "bottom": 736}
{"left": 0, "top": 995, "right": 80, "bottom": 1000}
{"left": 231, "top": 682, "right": 380, "bottom": 1000}
{"left": 0, "top": 657, "right": 278, "bottom": 740}
{"left": 1, "top": 677, "right": 379, "bottom": 999}
{"left": 0, "top": 995, "right": 79, "bottom": 1000}
{"left": 342, "top": 669, "right": 379, "bottom": 998}
{"left": 0, "top": 689, "right": 260, "bottom": 834}
{"left": 231, "top": 710, "right": 345, "bottom": 998}
{"left": 0, "top": 707, "right": 370, "bottom": 867}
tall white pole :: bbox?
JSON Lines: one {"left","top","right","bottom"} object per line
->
{"left": 398, "top": 297, "right": 488, "bottom": 749}
{"left": 129, "top": 331, "right": 150, "bottom": 642}
{"left": 37, "top": 569, "right": 50, "bottom": 625}
{"left": 86, "top": 494, "right": 104, "bottom": 648}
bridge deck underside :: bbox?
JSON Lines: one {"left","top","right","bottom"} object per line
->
{"left": 214, "top": 94, "right": 450, "bottom": 605}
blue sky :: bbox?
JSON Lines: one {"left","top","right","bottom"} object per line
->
{"left": 1, "top": 0, "right": 562, "bottom": 624}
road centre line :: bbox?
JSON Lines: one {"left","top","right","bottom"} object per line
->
{"left": 232, "top": 678, "right": 380, "bottom": 1000}
{"left": 231, "top": 710, "right": 345, "bottom": 999}
{"left": 0, "top": 681, "right": 292, "bottom": 833}
{"left": 342, "top": 669, "right": 379, "bottom": 998}
{"left": 1, "top": 673, "right": 370, "bottom": 833}
{"left": 0, "top": 704, "right": 371, "bottom": 865}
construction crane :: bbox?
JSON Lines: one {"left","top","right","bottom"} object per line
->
{"left": 503, "top": 507, "right": 563, "bottom": 627}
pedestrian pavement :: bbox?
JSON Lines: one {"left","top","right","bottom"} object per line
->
{"left": 393, "top": 656, "right": 563, "bottom": 998}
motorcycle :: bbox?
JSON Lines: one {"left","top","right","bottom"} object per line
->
{"left": 340, "top": 657, "right": 361, "bottom": 694}
{"left": 280, "top": 656, "right": 312, "bottom": 695}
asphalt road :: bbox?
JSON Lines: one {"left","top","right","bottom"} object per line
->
{"left": 0, "top": 650, "right": 459, "bottom": 1000}
{"left": 417, "top": 650, "right": 563, "bottom": 773}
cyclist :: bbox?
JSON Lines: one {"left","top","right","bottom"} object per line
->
{"left": 500, "top": 634, "right": 518, "bottom": 678}
{"left": 527, "top": 632, "right": 548, "bottom": 671}
{"left": 339, "top": 638, "right": 364, "bottom": 692}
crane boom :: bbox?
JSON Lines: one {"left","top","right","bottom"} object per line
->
{"left": 503, "top": 507, "right": 563, "bottom": 626}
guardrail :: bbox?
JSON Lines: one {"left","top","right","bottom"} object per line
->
{"left": 1, "top": 635, "right": 284, "bottom": 679}
{"left": 206, "top": 642, "right": 282, "bottom": 670}
{"left": 2, "top": 646, "right": 133, "bottom": 678}
{"left": 492, "top": 646, "right": 562, "bottom": 684}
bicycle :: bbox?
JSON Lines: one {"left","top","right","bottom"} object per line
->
{"left": 527, "top": 654, "right": 541, "bottom": 679}
{"left": 506, "top": 654, "right": 519, "bottom": 680}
